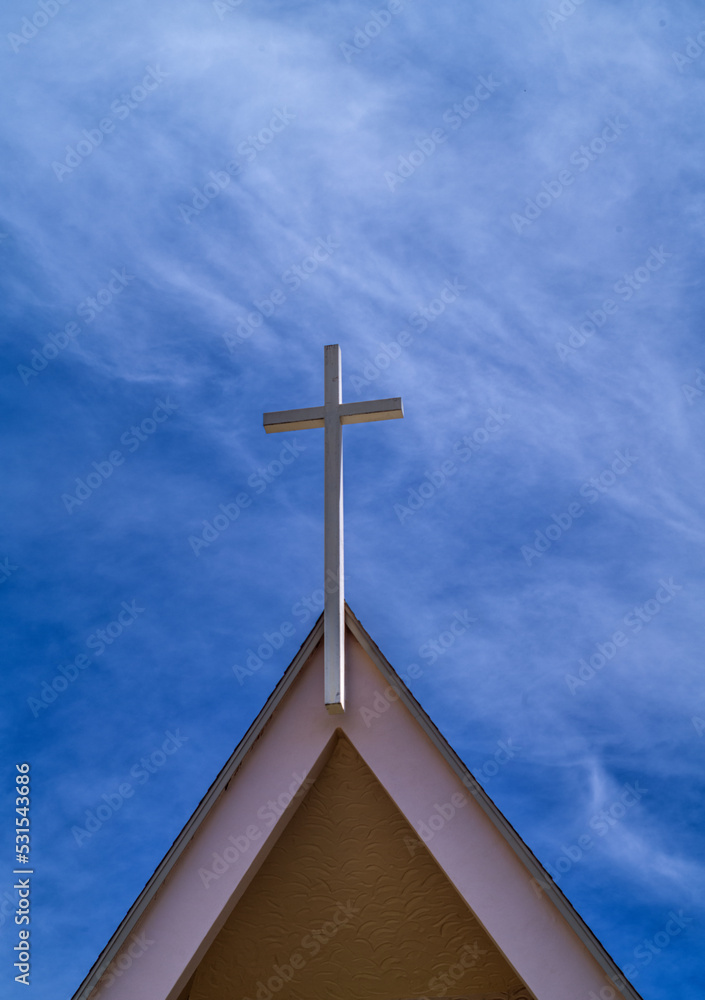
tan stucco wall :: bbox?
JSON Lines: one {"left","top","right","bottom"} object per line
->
{"left": 189, "top": 735, "right": 532, "bottom": 1000}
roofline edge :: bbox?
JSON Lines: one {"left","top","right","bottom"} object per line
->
{"left": 344, "top": 606, "right": 644, "bottom": 1000}
{"left": 70, "top": 614, "right": 325, "bottom": 1000}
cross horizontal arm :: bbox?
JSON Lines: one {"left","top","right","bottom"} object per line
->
{"left": 340, "top": 398, "right": 404, "bottom": 424}
{"left": 264, "top": 398, "right": 403, "bottom": 433}
{"left": 263, "top": 405, "right": 325, "bottom": 433}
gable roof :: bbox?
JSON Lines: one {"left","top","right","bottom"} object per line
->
{"left": 189, "top": 733, "right": 533, "bottom": 1000}
{"left": 72, "top": 605, "right": 643, "bottom": 1000}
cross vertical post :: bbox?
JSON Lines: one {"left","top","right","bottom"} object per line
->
{"left": 263, "top": 344, "right": 403, "bottom": 713}
{"left": 323, "top": 345, "right": 345, "bottom": 712}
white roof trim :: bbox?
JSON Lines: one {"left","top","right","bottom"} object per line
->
{"left": 345, "top": 609, "right": 642, "bottom": 1000}
{"left": 71, "top": 616, "right": 325, "bottom": 1000}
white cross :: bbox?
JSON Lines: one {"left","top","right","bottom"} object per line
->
{"left": 263, "top": 344, "right": 403, "bottom": 714}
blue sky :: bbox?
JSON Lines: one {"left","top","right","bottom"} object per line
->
{"left": 1, "top": 0, "right": 704, "bottom": 997}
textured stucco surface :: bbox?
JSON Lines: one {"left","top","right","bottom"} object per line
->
{"left": 189, "top": 736, "right": 532, "bottom": 1000}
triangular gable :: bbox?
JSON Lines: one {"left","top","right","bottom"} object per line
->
{"left": 190, "top": 734, "right": 531, "bottom": 1000}
{"left": 72, "top": 606, "right": 642, "bottom": 1000}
